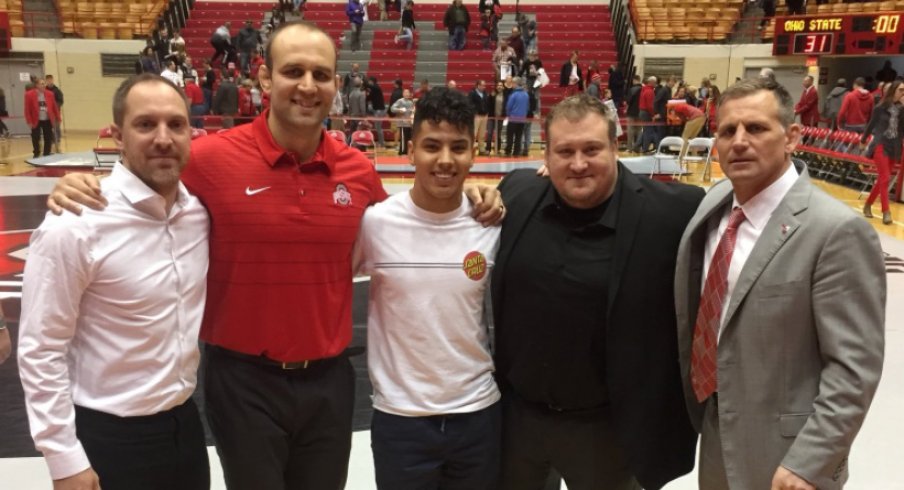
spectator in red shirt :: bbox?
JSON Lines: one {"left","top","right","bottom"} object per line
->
{"left": 794, "top": 75, "right": 819, "bottom": 126}
{"left": 669, "top": 101, "right": 705, "bottom": 159}
{"left": 637, "top": 76, "right": 656, "bottom": 152}
{"left": 250, "top": 52, "right": 265, "bottom": 80}
{"left": 24, "top": 78, "right": 61, "bottom": 158}
{"left": 183, "top": 76, "right": 206, "bottom": 129}
{"left": 238, "top": 78, "right": 256, "bottom": 122}
{"left": 837, "top": 77, "right": 875, "bottom": 133}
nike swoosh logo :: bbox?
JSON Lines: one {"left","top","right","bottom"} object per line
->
{"left": 245, "top": 186, "right": 271, "bottom": 196}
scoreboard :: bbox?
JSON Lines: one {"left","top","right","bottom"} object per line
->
{"left": 773, "top": 13, "right": 904, "bottom": 56}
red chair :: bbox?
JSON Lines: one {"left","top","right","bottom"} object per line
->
{"left": 351, "top": 130, "right": 377, "bottom": 165}
{"left": 94, "top": 126, "right": 119, "bottom": 168}
{"left": 327, "top": 129, "right": 347, "bottom": 143}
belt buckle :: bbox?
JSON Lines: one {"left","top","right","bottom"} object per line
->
{"left": 280, "top": 360, "right": 310, "bottom": 370}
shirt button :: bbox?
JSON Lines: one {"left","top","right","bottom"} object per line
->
{"left": 299, "top": 189, "right": 305, "bottom": 196}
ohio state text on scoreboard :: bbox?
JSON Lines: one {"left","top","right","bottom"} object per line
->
{"left": 773, "top": 13, "right": 904, "bottom": 56}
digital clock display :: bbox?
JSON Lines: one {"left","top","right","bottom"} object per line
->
{"left": 793, "top": 33, "right": 834, "bottom": 54}
{"left": 774, "top": 13, "right": 904, "bottom": 56}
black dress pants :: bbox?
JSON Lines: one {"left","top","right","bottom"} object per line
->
{"left": 31, "top": 120, "right": 54, "bottom": 157}
{"left": 203, "top": 345, "right": 355, "bottom": 490}
{"left": 75, "top": 399, "right": 210, "bottom": 490}
{"left": 506, "top": 121, "right": 525, "bottom": 155}
{"left": 499, "top": 392, "right": 642, "bottom": 490}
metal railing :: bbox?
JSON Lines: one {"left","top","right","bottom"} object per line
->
{"left": 611, "top": 0, "right": 638, "bottom": 83}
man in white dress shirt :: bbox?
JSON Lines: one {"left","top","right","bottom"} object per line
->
{"left": 18, "top": 73, "right": 210, "bottom": 490}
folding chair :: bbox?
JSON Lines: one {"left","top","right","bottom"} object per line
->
{"left": 351, "top": 129, "right": 377, "bottom": 165}
{"left": 94, "top": 126, "right": 120, "bottom": 168}
{"left": 681, "top": 137, "right": 714, "bottom": 181}
{"left": 327, "top": 129, "right": 347, "bottom": 143}
{"left": 651, "top": 136, "right": 684, "bottom": 178}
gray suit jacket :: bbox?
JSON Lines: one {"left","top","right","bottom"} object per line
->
{"left": 675, "top": 161, "right": 886, "bottom": 489}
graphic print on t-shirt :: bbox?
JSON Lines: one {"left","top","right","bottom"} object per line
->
{"left": 463, "top": 251, "right": 487, "bottom": 281}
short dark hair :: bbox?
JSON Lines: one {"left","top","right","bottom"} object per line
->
{"left": 854, "top": 77, "right": 866, "bottom": 87}
{"left": 412, "top": 87, "right": 475, "bottom": 139}
{"left": 719, "top": 77, "right": 794, "bottom": 127}
{"left": 544, "top": 93, "right": 616, "bottom": 145}
{"left": 264, "top": 21, "right": 337, "bottom": 71}
{"left": 112, "top": 73, "right": 189, "bottom": 127}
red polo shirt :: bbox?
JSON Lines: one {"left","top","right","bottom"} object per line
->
{"left": 182, "top": 110, "right": 387, "bottom": 361}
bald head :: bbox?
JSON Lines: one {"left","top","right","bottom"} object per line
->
{"left": 265, "top": 21, "right": 337, "bottom": 71}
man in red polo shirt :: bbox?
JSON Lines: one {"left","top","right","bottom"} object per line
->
{"left": 48, "top": 21, "right": 503, "bottom": 490}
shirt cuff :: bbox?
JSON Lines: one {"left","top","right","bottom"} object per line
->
{"left": 44, "top": 444, "right": 91, "bottom": 480}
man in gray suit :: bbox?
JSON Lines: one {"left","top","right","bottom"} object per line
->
{"left": 675, "top": 77, "right": 886, "bottom": 490}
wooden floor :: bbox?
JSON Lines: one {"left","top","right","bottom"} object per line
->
{"left": 2, "top": 131, "right": 902, "bottom": 240}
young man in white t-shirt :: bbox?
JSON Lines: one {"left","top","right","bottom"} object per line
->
{"left": 354, "top": 87, "right": 502, "bottom": 490}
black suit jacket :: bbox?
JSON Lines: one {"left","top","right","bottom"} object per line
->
{"left": 491, "top": 167, "right": 703, "bottom": 490}
{"left": 468, "top": 88, "right": 490, "bottom": 115}
{"left": 559, "top": 61, "right": 583, "bottom": 89}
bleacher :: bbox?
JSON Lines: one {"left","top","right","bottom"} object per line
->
{"left": 534, "top": 5, "right": 615, "bottom": 116}
{"left": 176, "top": 1, "right": 622, "bottom": 126}
{"left": 182, "top": 1, "right": 271, "bottom": 62}
{"left": 1, "top": 0, "right": 25, "bottom": 36}
{"left": 55, "top": 0, "right": 167, "bottom": 39}
{"left": 631, "top": 0, "right": 743, "bottom": 42}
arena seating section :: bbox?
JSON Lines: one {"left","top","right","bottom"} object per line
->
{"left": 53, "top": 0, "right": 166, "bottom": 39}
{"left": 439, "top": 4, "right": 616, "bottom": 117}
{"left": 177, "top": 2, "right": 616, "bottom": 119}
{"left": 1, "top": 0, "right": 25, "bottom": 36}
{"left": 632, "top": 0, "right": 904, "bottom": 43}
{"left": 631, "top": 0, "right": 744, "bottom": 42}
{"left": 182, "top": 2, "right": 271, "bottom": 62}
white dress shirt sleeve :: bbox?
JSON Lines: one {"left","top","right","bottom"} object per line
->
{"left": 18, "top": 217, "right": 94, "bottom": 480}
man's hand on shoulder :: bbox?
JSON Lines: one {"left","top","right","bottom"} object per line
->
{"left": 771, "top": 466, "right": 816, "bottom": 490}
{"left": 47, "top": 173, "right": 107, "bottom": 216}
{"left": 53, "top": 468, "right": 101, "bottom": 490}
{"left": 464, "top": 184, "right": 506, "bottom": 226}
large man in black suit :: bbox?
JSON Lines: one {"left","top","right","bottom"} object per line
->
{"left": 492, "top": 93, "right": 704, "bottom": 490}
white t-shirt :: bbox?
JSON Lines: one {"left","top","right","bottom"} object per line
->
{"left": 354, "top": 191, "right": 501, "bottom": 416}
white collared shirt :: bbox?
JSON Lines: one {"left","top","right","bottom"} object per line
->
{"left": 18, "top": 163, "right": 209, "bottom": 480}
{"left": 702, "top": 163, "right": 798, "bottom": 339}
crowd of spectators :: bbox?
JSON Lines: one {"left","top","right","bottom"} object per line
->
{"left": 623, "top": 74, "right": 720, "bottom": 154}
{"left": 135, "top": 21, "right": 268, "bottom": 130}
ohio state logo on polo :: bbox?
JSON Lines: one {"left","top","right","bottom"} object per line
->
{"left": 463, "top": 251, "right": 487, "bottom": 280}
{"left": 333, "top": 183, "right": 352, "bottom": 207}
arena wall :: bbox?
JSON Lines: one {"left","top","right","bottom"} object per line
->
{"left": 9, "top": 38, "right": 146, "bottom": 133}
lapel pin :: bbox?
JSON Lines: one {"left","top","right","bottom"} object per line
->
{"left": 781, "top": 224, "right": 789, "bottom": 235}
